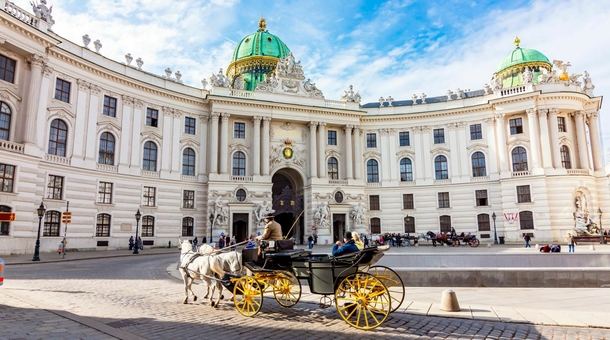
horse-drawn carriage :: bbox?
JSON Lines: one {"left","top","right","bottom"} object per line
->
{"left": 453, "top": 233, "right": 480, "bottom": 247}
{"left": 179, "top": 239, "right": 404, "bottom": 330}
{"left": 424, "top": 231, "right": 479, "bottom": 247}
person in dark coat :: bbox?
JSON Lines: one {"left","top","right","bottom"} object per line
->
{"left": 129, "top": 236, "right": 134, "bottom": 250}
{"left": 332, "top": 231, "right": 359, "bottom": 256}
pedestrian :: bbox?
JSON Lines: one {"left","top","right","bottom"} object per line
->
{"left": 192, "top": 237, "right": 198, "bottom": 251}
{"left": 567, "top": 233, "right": 577, "bottom": 252}
{"left": 313, "top": 234, "right": 318, "bottom": 245}
{"left": 218, "top": 233, "right": 225, "bottom": 249}
{"left": 230, "top": 235, "right": 236, "bottom": 250}
{"left": 523, "top": 233, "right": 531, "bottom": 248}
{"left": 129, "top": 236, "right": 134, "bottom": 250}
{"left": 308, "top": 235, "right": 314, "bottom": 249}
{"left": 137, "top": 237, "right": 143, "bottom": 250}
{"left": 202, "top": 236, "right": 207, "bottom": 244}
{"left": 363, "top": 235, "right": 369, "bottom": 248}
{"left": 58, "top": 237, "right": 67, "bottom": 255}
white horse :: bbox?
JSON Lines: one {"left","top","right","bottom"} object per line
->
{"left": 179, "top": 240, "right": 225, "bottom": 307}
{"left": 417, "top": 233, "right": 432, "bottom": 244}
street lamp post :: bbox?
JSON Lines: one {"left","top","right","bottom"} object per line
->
{"left": 599, "top": 208, "right": 604, "bottom": 245}
{"left": 404, "top": 215, "right": 410, "bottom": 233}
{"left": 209, "top": 213, "right": 214, "bottom": 244}
{"left": 133, "top": 209, "right": 141, "bottom": 254}
{"left": 492, "top": 212, "right": 498, "bottom": 245}
{"left": 32, "top": 202, "right": 46, "bottom": 261}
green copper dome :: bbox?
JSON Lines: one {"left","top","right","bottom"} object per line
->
{"left": 227, "top": 18, "right": 291, "bottom": 91}
{"left": 494, "top": 38, "right": 553, "bottom": 88}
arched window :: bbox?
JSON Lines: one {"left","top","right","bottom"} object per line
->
{"left": 232, "top": 151, "right": 246, "bottom": 176}
{"left": 519, "top": 211, "right": 534, "bottom": 230}
{"left": 0, "top": 102, "right": 11, "bottom": 141}
{"left": 477, "top": 213, "right": 490, "bottom": 231}
{"left": 399, "top": 158, "right": 413, "bottom": 181}
{"left": 327, "top": 157, "right": 339, "bottom": 180}
{"left": 0, "top": 205, "right": 11, "bottom": 235}
{"left": 511, "top": 147, "right": 528, "bottom": 171}
{"left": 48, "top": 119, "right": 68, "bottom": 157}
{"left": 142, "top": 141, "right": 157, "bottom": 171}
{"left": 96, "top": 213, "right": 111, "bottom": 237}
{"left": 439, "top": 215, "right": 451, "bottom": 233}
{"left": 43, "top": 211, "right": 61, "bottom": 237}
{"left": 98, "top": 132, "right": 115, "bottom": 165}
{"left": 182, "top": 148, "right": 196, "bottom": 176}
{"left": 366, "top": 159, "right": 379, "bottom": 183}
{"left": 182, "top": 217, "right": 194, "bottom": 237}
{"left": 404, "top": 216, "right": 415, "bottom": 233}
{"left": 434, "top": 155, "right": 448, "bottom": 180}
{"left": 560, "top": 145, "right": 572, "bottom": 169}
{"left": 141, "top": 216, "right": 155, "bottom": 237}
{"left": 370, "top": 217, "right": 381, "bottom": 234}
{"left": 471, "top": 152, "right": 487, "bottom": 177}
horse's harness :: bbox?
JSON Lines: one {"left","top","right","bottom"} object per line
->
{"left": 180, "top": 249, "right": 242, "bottom": 281}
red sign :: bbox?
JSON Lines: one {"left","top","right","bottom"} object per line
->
{"left": 62, "top": 211, "right": 72, "bottom": 223}
{"left": 0, "top": 212, "right": 15, "bottom": 222}
{"left": 311, "top": 226, "right": 316, "bottom": 230}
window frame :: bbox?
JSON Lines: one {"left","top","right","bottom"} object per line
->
{"left": 48, "top": 119, "right": 68, "bottom": 157}
{"left": 557, "top": 117, "right": 566, "bottom": 133}
{"left": 233, "top": 122, "right": 245, "bottom": 139}
{"left": 434, "top": 155, "right": 448, "bottom": 180}
{"left": 0, "top": 101, "right": 11, "bottom": 141}
{"left": 438, "top": 192, "right": 450, "bottom": 208}
{"left": 142, "top": 141, "right": 157, "bottom": 171}
{"left": 182, "top": 217, "right": 194, "bottom": 237}
{"left": 399, "top": 131, "right": 410, "bottom": 146}
{"left": 327, "top": 157, "right": 339, "bottom": 180}
{"left": 98, "top": 132, "right": 115, "bottom": 165}
{"left": 471, "top": 151, "right": 487, "bottom": 177}
{"left": 141, "top": 216, "right": 155, "bottom": 237}
{"left": 327, "top": 130, "right": 337, "bottom": 145}
{"left": 402, "top": 194, "right": 414, "bottom": 210}
{"left": 366, "top": 159, "right": 379, "bottom": 183}
{"left": 560, "top": 145, "right": 572, "bottom": 169}
{"left": 433, "top": 128, "right": 445, "bottom": 144}
{"left": 470, "top": 124, "right": 482, "bottom": 140}
{"left": 143, "top": 186, "right": 156, "bottom": 207}
{"left": 399, "top": 158, "right": 413, "bottom": 182}
{"left": 475, "top": 189, "right": 488, "bottom": 206}
{"left": 54, "top": 78, "right": 71, "bottom": 103}
{"left": 46, "top": 175, "right": 64, "bottom": 200}
{"left": 511, "top": 147, "right": 528, "bottom": 172}
{"left": 404, "top": 216, "right": 415, "bottom": 233}
{"left": 102, "top": 95, "right": 117, "bottom": 117}
{"left": 369, "top": 195, "right": 380, "bottom": 211}
{"left": 0, "top": 205, "right": 11, "bottom": 235}
{"left": 509, "top": 117, "right": 523, "bottom": 135}
{"left": 182, "top": 148, "right": 196, "bottom": 176}
{"left": 96, "top": 213, "right": 111, "bottom": 237}
{"left": 43, "top": 211, "right": 61, "bottom": 236}
{"left": 0, "top": 54, "right": 17, "bottom": 84}
{"left": 183, "top": 190, "right": 195, "bottom": 209}
{"left": 366, "top": 133, "right": 377, "bottom": 148}
{"left": 439, "top": 215, "right": 451, "bottom": 233}
{"left": 370, "top": 217, "right": 381, "bottom": 234}
{"left": 146, "top": 108, "right": 159, "bottom": 127}
{"left": 232, "top": 151, "right": 246, "bottom": 176}
{"left": 98, "top": 182, "right": 113, "bottom": 204}
{"left": 184, "top": 117, "right": 196, "bottom": 135}
{"left": 0, "top": 163, "right": 15, "bottom": 193}
{"left": 519, "top": 211, "right": 534, "bottom": 230}
{"left": 517, "top": 185, "right": 531, "bottom": 203}
{"left": 477, "top": 213, "right": 490, "bottom": 231}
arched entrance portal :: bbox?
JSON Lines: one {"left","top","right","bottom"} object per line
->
{"left": 271, "top": 168, "right": 304, "bottom": 244}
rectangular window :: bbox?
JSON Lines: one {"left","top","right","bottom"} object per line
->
{"left": 366, "top": 133, "right": 377, "bottom": 148}
{"left": 46, "top": 175, "right": 64, "bottom": 200}
{"left": 184, "top": 117, "right": 196, "bottom": 134}
{"left": 102, "top": 95, "right": 117, "bottom": 117}
{"left": 369, "top": 195, "right": 380, "bottom": 211}
{"left": 143, "top": 186, "right": 156, "bottom": 206}
{"left": 98, "top": 182, "right": 113, "bottom": 204}
{"left": 557, "top": 117, "right": 566, "bottom": 132}
{"left": 470, "top": 124, "right": 482, "bottom": 140}
{"left": 327, "top": 130, "right": 337, "bottom": 145}
{"left": 54, "top": 78, "right": 71, "bottom": 103}
{"left": 433, "top": 128, "right": 445, "bottom": 144}
{"left": 183, "top": 190, "right": 195, "bottom": 209}
{"left": 0, "top": 163, "right": 15, "bottom": 193}
{"left": 399, "top": 131, "right": 410, "bottom": 146}
{"left": 438, "top": 192, "right": 450, "bottom": 208}
{"left": 475, "top": 190, "right": 488, "bottom": 206}
{"left": 477, "top": 214, "right": 491, "bottom": 231}
{"left": 0, "top": 55, "right": 17, "bottom": 83}
{"left": 146, "top": 108, "right": 158, "bottom": 127}
{"left": 402, "top": 194, "right": 414, "bottom": 210}
{"left": 517, "top": 185, "right": 531, "bottom": 203}
{"left": 509, "top": 118, "right": 523, "bottom": 135}
{"left": 234, "top": 122, "right": 245, "bottom": 138}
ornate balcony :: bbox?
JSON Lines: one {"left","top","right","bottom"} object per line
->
{"left": 324, "top": 100, "right": 346, "bottom": 109}
{"left": 366, "top": 182, "right": 381, "bottom": 188}
{"left": 3, "top": 1, "right": 38, "bottom": 27}
{"left": 180, "top": 175, "right": 197, "bottom": 182}
{"left": 96, "top": 163, "right": 118, "bottom": 173}
{"left": 230, "top": 175, "right": 253, "bottom": 182}
{"left": 567, "top": 169, "right": 590, "bottom": 176}
{"left": 141, "top": 170, "right": 160, "bottom": 178}
{"left": 0, "top": 140, "right": 24, "bottom": 153}
{"left": 329, "top": 179, "right": 348, "bottom": 186}
{"left": 44, "top": 154, "right": 70, "bottom": 164}
{"left": 399, "top": 180, "right": 415, "bottom": 186}
{"left": 433, "top": 179, "right": 451, "bottom": 185}
{"left": 471, "top": 175, "right": 490, "bottom": 182}
{"left": 511, "top": 170, "right": 531, "bottom": 177}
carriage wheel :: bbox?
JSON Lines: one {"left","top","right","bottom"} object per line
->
{"left": 233, "top": 277, "right": 263, "bottom": 317}
{"left": 368, "top": 266, "right": 405, "bottom": 313}
{"left": 469, "top": 239, "right": 480, "bottom": 247}
{"left": 272, "top": 271, "right": 302, "bottom": 307}
{"left": 335, "top": 272, "right": 391, "bottom": 330}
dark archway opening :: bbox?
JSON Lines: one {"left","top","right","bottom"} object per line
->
{"left": 271, "top": 169, "right": 304, "bottom": 244}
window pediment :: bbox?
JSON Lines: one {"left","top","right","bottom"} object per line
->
{"left": 396, "top": 149, "right": 415, "bottom": 158}
{"left": 467, "top": 143, "right": 488, "bottom": 151}
{"left": 97, "top": 121, "right": 121, "bottom": 135}
{"left": 47, "top": 107, "right": 75, "bottom": 122}
{"left": 430, "top": 146, "right": 450, "bottom": 154}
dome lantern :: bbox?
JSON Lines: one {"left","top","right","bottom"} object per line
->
{"left": 493, "top": 38, "right": 552, "bottom": 89}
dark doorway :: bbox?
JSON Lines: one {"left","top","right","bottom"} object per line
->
{"left": 232, "top": 213, "right": 248, "bottom": 243}
{"left": 333, "top": 214, "right": 346, "bottom": 243}
{"left": 276, "top": 212, "right": 293, "bottom": 239}
{"left": 271, "top": 170, "right": 304, "bottom": 244}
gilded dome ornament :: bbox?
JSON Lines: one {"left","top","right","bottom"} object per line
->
{"left": 514, "top": 37, "right": 521, "bottom": 47}
{"left": 258, "top": 18, "right": 267, "bottom": 32}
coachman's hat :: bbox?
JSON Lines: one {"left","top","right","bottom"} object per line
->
{"left": 344, "top": 231, "right": 353, "bottom": 240}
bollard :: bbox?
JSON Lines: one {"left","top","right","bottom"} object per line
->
{"left": 440, "top": 289, "right": 461, "bottom": 312}
{"left": 590, "top": 245, "right": 595, "bottom": 251}
{"left": 487, "top": 243, "right": 491, "bottom": 248}
{"left": 535, "top": 244, "right": 540, "bottom": 249}
{"left": 169, "top": 241, "right": 172, "bottom": 248}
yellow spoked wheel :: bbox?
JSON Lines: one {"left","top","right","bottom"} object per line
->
{"left": 368, "top": 266, "right": 405, "bottom": 313}
{"left": 335, "top": 273, "right": 391, "bottom": 330}
{"left": 233, "top": 277, "right": 263, "bottom": 317}
{"left": 272, "top": 271, "right": 302, "bottom": 307}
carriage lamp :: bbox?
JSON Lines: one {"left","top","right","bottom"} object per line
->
{"left": 599, "top": 208, "right": 604, "bottom": 245}
{"left": 209, "top": 213, "right": 215, "bottom": 244}
{"left": 492, "top": 212, "right": 498, "bottom": 245}
{"left": 133, "top": 209, "right": 141, "bottom": 254}
{"left": 32, "top": 202, "right": 46, "bottom": 261}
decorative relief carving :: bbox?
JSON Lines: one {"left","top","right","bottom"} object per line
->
{"left": 548, "top": 108, "right": 559, "bottom": 116}
{"left": 484, "top": 117, "right": 496, "bottom": 124}
{"left": 282, "top": 79, "right": 300, "bottom": 93}
{"left": 537, "top": 109, "right": 548, "bottom": 117}
{"left": 252, "top": 116, "right": 262, "bottom": 124}
{"left": 281, "top": 122, "right": 296, "bottom": 131}
{"left": 77, "top": 79, "right": 90, "bottom": 91}
{"left": 121, "top": 95, "right": 134, "bottom": 106}
{"left": 526, "top": 108, "right": 537, "bottom": 116}
{"left": 221, "top": 113, "right": 230, "bottom": 121}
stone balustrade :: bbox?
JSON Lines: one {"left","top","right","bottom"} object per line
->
{"left": 230, "top": 175, "right": 253, "bottom": 182}
{"left": 0, "top": 140, "right": 24, "bottom": 153}
{"left": 141, "top": 170, "right": 160, "bottom": 178}
{"left": 2, "top": 1, "right": 38, "bottom": 27}
{"left": 44, "top": 154, "right": 70, "bottom": 164}
{"left": 96, "top": 164, "right": 118, "bottom": 173}
{"left": 511, "top": 170, "right": 531, "bottom": 177}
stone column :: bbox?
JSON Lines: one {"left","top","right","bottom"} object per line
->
{"left": 161, "top": 107, "right": 173, "bottom": 172}
{"left": 171, "top": 111, "right": 182, "bottom": 173}
{"left": 85, "top": 85, "right": 101, "bottom": 162}
{"left": 537, "top": 109, "right": 552, "bottom": 169}
{"left": 587, "top": 112, "right": 604, "bottom": 171}
{"left": 344, "top": 125, "right": 353, "bottom": 180}
{"left": 262, "top": 117, "right": 271, "bottom": 175}
{"left": 219, "top": 113, "right": 230, "bottom": 174}
{"left": 548, "top": 109, "right": 562, "bottom": 168}
{"left": 73, "top": 80, "right": 90, "bottom": 160}
{"left": 574, "top": 111, "right": 590, "bottom": 170}
{"left": 130, "top": 100, "right": 143, "bottom": 169}
{"left": 526, "top": 108, "right": 541, "bottom": 169}
{"left": 209, "top": 112, "right": 220, "bottom": 174}
{"left": 447, "top": 124, "right": 460, "bottom": 178}
{"left": 484, "top": 118, "right": 498, "bottom": 174}
{"left": 24, "top": 55, "right": 45, "bottom": 145}
{"left": 495, "top": 114, "right": 509, "bottom": 172}
{"left": 353, "top": 126, "right": 362, "bottom": 180}
{"left": 421, "top": 127, "right": 432, "bottom": 179}
{"left": 309, "top": 122, "right": 318, "bottom": 178}
{"left": 119, "top": 96, "right": 133, "bottom": 167}
{"left": 252, "top": 116, "right": 261, "bottom": 176}
{"left": 199, "top": 116, "right": 209, "bottom": 174}
{"left": 318, "top": 122, "right": 326, "bottom": 178}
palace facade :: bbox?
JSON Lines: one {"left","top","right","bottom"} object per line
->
{"left": 0, "top": 4, "right": 608, "bottom": 255}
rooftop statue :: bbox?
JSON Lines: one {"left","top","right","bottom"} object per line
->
{"left": 340, "top": 85, "right": 361, "bottom": 103}
{"left": 303, "top": 78, "right": 323, "bottom": 98}
{"left": 276, "top": 52, "right": 303, "bottom": 78}
{"left": 256, "top": 72, "right": 279, "bottom": 92}
{"left": 31, "top": 0, "right": 55, "bottom": 27}
{"left": 349, "top": 203, "right": 366, "bottom": 227}
{"left": 553, "top": 60, "right": 571, "bottom": 81}
{"left": 521, "top": 67, "right": 533, "bottom": 84}
{"left": 491, "top": 75, "right": 502, "bottom": 91}
{"left": 210, "top": 68, "right": 230, "bottom": 87}
{"left": 583, "top": 71, "right": 595, "bottom": 95}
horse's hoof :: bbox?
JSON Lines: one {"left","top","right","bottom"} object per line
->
{"left": 220, "top": 295, "right": 225, "bottom": 300}
{"left": 183, "top": 300, "right": 188, "bottom": 304}
{"left": 211, "top": 301, "right": 215, "bottom": 307}
{"left": 193, "top": 296, "right": 197, "bottom": 301}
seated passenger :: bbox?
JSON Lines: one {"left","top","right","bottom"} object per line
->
{"left": 332, "top": 231, "right": 360, "bottom": 256}
{"left": 256, "top": 214, "right": 283, "bottom": 241}
{"left": 352, "top": 232, "right": 364, "bottom": 250}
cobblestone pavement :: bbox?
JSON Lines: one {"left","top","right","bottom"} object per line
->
{"left": 2, "top": 254, "right": 610, "bottom": 339}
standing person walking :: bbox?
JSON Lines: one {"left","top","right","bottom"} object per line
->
{"left": 308, "top": 235, "right": 314, "bottom": 249}
{"left": 523, "top": 233, "right": 531, "bottom": 248}
{"left": 129, "top": 236, "right": 134, "bottom": 250}
{"left": 192, "top": 237, "right": 198, "bottom": 251}
{"left": 567, "top": 233, "right": 577, "bottom": 252}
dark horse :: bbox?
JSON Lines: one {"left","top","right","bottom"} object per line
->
{"left": 426, "top": 231, "right": 453, "bottom": 247}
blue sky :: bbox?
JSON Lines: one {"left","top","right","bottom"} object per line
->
{"left": 20, "top": 0, "right": 610, "bottom": 164}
